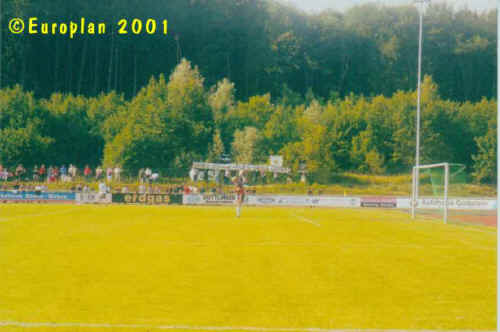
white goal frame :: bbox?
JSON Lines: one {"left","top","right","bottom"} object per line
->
{"left": 411, "top": 162, "right": 449, "bottom": 224}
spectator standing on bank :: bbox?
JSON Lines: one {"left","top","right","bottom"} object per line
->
{"left": 69, "top": 164, "right": 77, "bottom": 179}
{"left": 53, "top": 166, "right": 60, "bottom": 182}
{"left": 47, "top": 166, "right": 56, "bottom": 183}
{"left": 84, "top": 165, "right": 92, "bottom": 181}
{"left": 15, "top": 164, "right": 26, "bottom": 181}
{"left": 114, "top": 166, "right": 121, "bottom": 182}
{"left": 33, "top": 165, "right": 39, "bottom": 182}
{"left": 60, "top": 165, "right": 67, "bottom": 181}
{"left": 47, "top": 166, "right": 53, "bottom": 182}
{"left": 106, "top": 168, "right": 113, "bottom": 182}
{"left": 39, "top": 164, "right": 46, "bottom": 181}
{"left": 145, "top": 168, "right": 152, "bottom": 184}
{"left": 95, "top": 166, "right": 103, "bottom": 180}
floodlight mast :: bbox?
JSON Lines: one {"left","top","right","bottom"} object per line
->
{"left": 0, "top": 0, "right": 2, "bottom": 89}
{"left": 497, "top": 1, "right": 499, "bottom": 308}
{"left": 412, "top": 0, "right": 430, "bottom": 218}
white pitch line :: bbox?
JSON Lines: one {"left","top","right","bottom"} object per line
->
{"left": 0, "top": 322, "right": 492, "bottom": 332}
{"left": 290, "top": 212, "right": 320, "bottom": 227}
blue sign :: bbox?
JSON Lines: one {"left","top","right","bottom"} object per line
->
{"left": 0, "top": 191, "right": 76, "bottom": 202}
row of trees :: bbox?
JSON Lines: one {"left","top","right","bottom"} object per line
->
{"left": 0, "top": 59, "right": 496, "bottom": 183}
{"left": 1, "top": 0, "right": 496, "bottom": 102}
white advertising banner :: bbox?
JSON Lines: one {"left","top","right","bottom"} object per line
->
{"left": 247, "top": 195, "right": 360, "bottom": 208}
{"left": 183, "top": 194, "right": 236, "bottom": 205}
{"left": 396, "top": 197, "right": 496, "bottom": 210}
{"left": 183, "top": 194, "right": 360, "bottom": 208}
{"left": 76, "top": 193, "right": 112, "bottom": 204}
{"left": 183, "top": 194, "right": 495, "bottom": 211}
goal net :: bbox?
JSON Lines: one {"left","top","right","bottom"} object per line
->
{"left": 411, "top": 163, "right": 467, "bottom": 223}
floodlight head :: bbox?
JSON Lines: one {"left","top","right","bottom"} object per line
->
{"left": 414, "top": 0, "right": 430, "bottom": 11}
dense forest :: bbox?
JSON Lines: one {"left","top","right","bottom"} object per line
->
{"left": 1, "top": 0, "right": 497, "bottom": 101}
{"left": 0, "top": 0, "right": 497, "bottom": 183}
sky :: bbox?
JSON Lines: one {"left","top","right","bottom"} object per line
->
{"left": 286, "top": 0, "right": 496, "bottom": 12}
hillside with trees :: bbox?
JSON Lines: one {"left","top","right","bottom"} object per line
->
{"left": 0, "top": 0, "right": 497, "bottom": 183}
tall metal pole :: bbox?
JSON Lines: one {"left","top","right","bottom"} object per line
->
{"left": 416, "top": 1, "right": 424, "bottom": 171}
{"left": 413, "top": 0, "right": 428, "bottom": 217}
{"left": 0, "top": 0, "right": 3, "bottom": 90}
{"left": 496, "top": 2, "right": 499, "bottom": 331}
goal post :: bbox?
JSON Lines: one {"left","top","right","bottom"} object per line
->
{"left": 411, "top": 162, "right": 450, "bottom": 223}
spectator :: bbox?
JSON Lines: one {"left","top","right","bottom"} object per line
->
{"left": 60, "top": 165, "right": 67, "bottom": 179}
{"left": 145, "top": 168, "right": 152, "bottom": 183}
{"left": 69, "top": 164, "right": 77, "bottom": 179}
{"left": 189, "top": 168, "right": 197, "bottom": 182}
{"left": 95, "top": 166, "right": 103, "bottom": 180}
{"left": 47, "top": 166, "right": 53, "bottom": 182}
{"left": 15, "top": 164, "right": 26, "bottom": 181}
{"left": 39, "top": 164, "right": 46, "bottom": 180}
{"left": 33, "top": 165, "right": 39, "bottom": 182}
{"left": 106, "top": 167, "right": 113, "bottom": 182}
{"left": 84, "top": 165, "right": 92, "bottom": 181}
{"left": 53, "top": 166, "right": 60, "bottom": 181}
{"left": 114, "top": 166, "right": 121, "bottom": 182}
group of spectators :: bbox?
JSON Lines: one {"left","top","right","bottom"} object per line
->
{"left": 0, "top": 164, "right": 133, "bottom": 183}
{"left": 0, "top": 181, "right": 185, "bottom": 195}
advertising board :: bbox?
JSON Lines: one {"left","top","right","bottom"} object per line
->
{"left": 112, "top": 193, "right": 182, "bottom": 205}
{"left": 0, "top": 191, "right": 75, "bottom": 203}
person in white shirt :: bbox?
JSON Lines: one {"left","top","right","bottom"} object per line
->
{"left": 95, "top": 167, "right": 103, "bottom": 180}
{"left": 189, "top": 168, "right": 197, "bottom": 182}
{"left": 114, "top": 167, "right": 121, "bottom": 182}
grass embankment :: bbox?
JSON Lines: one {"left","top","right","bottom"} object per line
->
{"left": 2, "top": 173, "right": 496, "bottom": 197}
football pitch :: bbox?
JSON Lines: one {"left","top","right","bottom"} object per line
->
{"left": 0, "top": 204, "right": 496, "bottom": 331}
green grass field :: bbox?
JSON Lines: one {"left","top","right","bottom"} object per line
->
{"left": 0, "top": 204, "right": 496, "bottom": 331}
